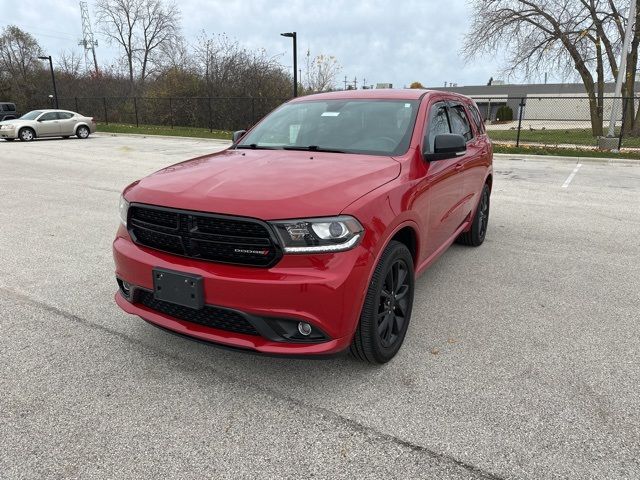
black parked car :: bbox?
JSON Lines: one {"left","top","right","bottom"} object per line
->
{"left": 0, "top": 102, "right": 18, "bottom": 121}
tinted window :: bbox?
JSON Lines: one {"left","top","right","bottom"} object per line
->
{"left": 469, "top": 104, "right": 484, "bottom": 134}
{"left": 448, "top": 104, "right": 473, "bottom": 141}
{"left": 425, "top": 104, "right": 451, "bottom": 153}
{"left": 39, "top": 112, "right": 58, "bottom": 121}
{"left": 238, "top": 99, "right": 420, "bottom": 156}
{"left": 57, "top": 112, "right": 74, "bottom": 119}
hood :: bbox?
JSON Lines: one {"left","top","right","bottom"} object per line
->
{"left": 125, "top": 148, "right": 400, "bottom": 219}
{"left": 0, "top": 119, "right": 24, "bottom": 126}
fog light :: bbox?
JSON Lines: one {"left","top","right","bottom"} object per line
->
{"left": 121, "top": 281, "right": 132, "bottom": 295}
{"left": 297, "top": 322, "right": 312, "bottom": 336}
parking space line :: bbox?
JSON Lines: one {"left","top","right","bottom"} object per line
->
{"left": 562, "top": 163, "right": 582, "bottom": 188}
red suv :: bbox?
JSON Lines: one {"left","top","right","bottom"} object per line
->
{"left": 113, "top": 90, "right": 492, "bottom": 363}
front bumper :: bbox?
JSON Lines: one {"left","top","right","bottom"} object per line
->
{"left": 0, "top": 129, "right": 17, "bottom": 139}
{"left": 113, "top": 227, "right": 372, "bottom": 355}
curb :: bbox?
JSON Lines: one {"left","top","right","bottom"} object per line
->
{"left": 94, "top": 131, "right": 232, "bottom": 144}
{"left": 494, "top": 153, "right": 640, "bottom": 166}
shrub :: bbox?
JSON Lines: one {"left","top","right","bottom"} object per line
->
{"left": 496, "top": 105, "right": 514, "bottom": 122}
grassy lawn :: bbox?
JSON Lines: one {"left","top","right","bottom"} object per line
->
{"left": 96, "top": 122, "right": 639, "bottom": 160}
{"left": 493, "top": 144, "right": 640, "bottom": 160}
{"left": 489, "top": 127, "right": 640, "bottom": 148}
{"left": 98, "top": 123, "right": 232, "bottom": 141}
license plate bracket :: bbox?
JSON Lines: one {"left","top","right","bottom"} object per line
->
{"left": 152, "top": 268, "right": 204, "bottom": 310}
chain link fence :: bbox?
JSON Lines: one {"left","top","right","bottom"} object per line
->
{"left": 32, "top": 96, "right": 288, "bottom": 132}
{"left": 475, "top": 96, "right": 640, "bottom": 149}
{"left": 24, "top": 94, "right": 640, "bottom": 149}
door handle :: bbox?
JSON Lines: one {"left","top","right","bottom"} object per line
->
{"left": 455, "top": 163, "right": 464, "bottom": 171}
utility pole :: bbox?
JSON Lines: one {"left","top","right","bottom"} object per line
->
{"left": 78, "top": 1, "right": 99, "bottom": 74}
{"left": 344, "top": 75, "right": 348, "bottom": 90}
{"left": 608, "top": 0, "right": 637, "bottom": 137}
{"left": 353, "top": 76, "right": 358, "bottom": 89}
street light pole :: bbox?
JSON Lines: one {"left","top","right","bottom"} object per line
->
{"left": 38, "top": 55, "right": 59, "bottom": 109}
{"left": 280, "top": 32, "right": 297, "bottom": 97}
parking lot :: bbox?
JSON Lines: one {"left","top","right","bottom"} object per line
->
{"left": 1, "top": 134, "right": 639, "bottom": 479}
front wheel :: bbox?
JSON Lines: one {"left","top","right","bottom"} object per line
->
{"left": 76, "top": 125, "right": 90, "bottom": 139}
{"left": 19, "top": 128, "right": 35, "bottom": 142}
{"left": 350, "top": 241, "right": 414, "bottom": 364}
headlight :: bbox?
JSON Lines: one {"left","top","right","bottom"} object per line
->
{"left": 270, "top": 216, "right": 364, "bottom": 254}
{"left": 1, "top": 124, "right": 15, "bottom": 130}
{"left": 119, "top": 195, "right": 129, "bottom": 226}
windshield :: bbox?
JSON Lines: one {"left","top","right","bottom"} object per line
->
{"left": 20, "top": 110, "right": 44, "bottom": 120}
{"left": 238, "top": 99, "right": 420, "bottom": 156}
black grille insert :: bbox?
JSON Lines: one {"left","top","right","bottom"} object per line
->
{"left": 136, "top": 289, "right": 259, "bottom": 336}
{"left": 128, "top": 204, "right": 281, "bottom": 267}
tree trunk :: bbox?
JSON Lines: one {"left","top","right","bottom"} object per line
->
{"left": 588, "top": 95, "right": 604, "bottom": 137}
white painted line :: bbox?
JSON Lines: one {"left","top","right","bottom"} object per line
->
{"left": 562, "top": 163, "right": 583, "bottom": 188}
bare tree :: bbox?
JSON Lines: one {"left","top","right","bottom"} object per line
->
{"left": 304, "top": 52, "right": 341, "bottom": 92}
{"left": 193, "top": 33, "right": 289, "bottom": 98}
{"left": 0, "top": 26, "right": 44, "bottom": 102}
{"left": 95, "top": 0, "right": 181, "bottom": 89}
{"left": 58, "top": 50, "right": 84, "bottom": 77}
{"left": 464, "top": 0, "right": 640, "bottom": 136}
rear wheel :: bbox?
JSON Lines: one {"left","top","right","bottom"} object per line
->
{"left": 18, "top": 128, "right": 35, "bottom": 142}
{"left": 457, "top": 183, "right": 490, "bottom": 247}
{"left": 350, "top": 241, "right": 414, "bottom": 364}
{"left": 76, "top": 125, "right": 90, "bottom": 139}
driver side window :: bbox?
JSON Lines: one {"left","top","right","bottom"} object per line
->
{"left": 424, "top": 103, "right": 451, "bottom": 153}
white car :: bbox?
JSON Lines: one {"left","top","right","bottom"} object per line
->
{"left": 0, "top": 109, "right": 96, "bottom": 142}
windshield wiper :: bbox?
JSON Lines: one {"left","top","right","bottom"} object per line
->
{"left": 236, "top": 144, "right": 280, "bottom": 150}
{"left": 282, "top": 145, "right": 346, "bottom": 153}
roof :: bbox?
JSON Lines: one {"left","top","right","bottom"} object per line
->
{"left": 290, "top": 89, "right": 435, "bottom": 102}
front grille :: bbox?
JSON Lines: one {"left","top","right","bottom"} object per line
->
{"left": 136, "top": 289, "right": 259, "bottom": 336}
{"left": 128, "top": 204, "right": 281, "bottom": 267}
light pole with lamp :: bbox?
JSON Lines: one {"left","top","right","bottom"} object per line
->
{"left": 280, "top": 32, "right": 297, "bottom": 97}
{"left": 38, "top": 55, "right": 59, "bottom": 109}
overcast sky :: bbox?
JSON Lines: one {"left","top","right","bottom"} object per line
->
{"left": 7, "top": 0, "right": 505, "bottom": 88}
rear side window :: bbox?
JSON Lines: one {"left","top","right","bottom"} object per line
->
{"left": 469, "top": 104, "right": 485, "bottom": 134}
{"left": 448, "top": 104, "right": 473, "bottom": 142}
{"left": 424, "top": 103, "right": 451, "bottom": 153}
{"left": 2, "top": 104, "right": 15, "bottom": 112}
{"left": 57, "top": 112, "right": 74, "bottom": 119}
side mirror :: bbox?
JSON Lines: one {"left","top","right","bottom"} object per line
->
{"left": 232, "top": 130, "right": 247, "bottom": 144}
{"left": 424, "top": 134, "right": 467, "bottom": 161}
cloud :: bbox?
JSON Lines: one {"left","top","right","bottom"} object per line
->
{"left": 6, "top": 0, "right": 497, "bottom": 88}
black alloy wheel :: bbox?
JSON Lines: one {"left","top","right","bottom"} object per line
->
{"left": 351, "top": 240, "right": 414, "bottom": 364}
{"left": 378, "top": 258, "right": 411, "bottom": 348}
{"left": 456, "top": 183, "right": 490, "bottom": 247}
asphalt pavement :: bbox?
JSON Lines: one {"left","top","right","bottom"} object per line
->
{"left": 1, "top": 133, "right": 639, "bottom": 479}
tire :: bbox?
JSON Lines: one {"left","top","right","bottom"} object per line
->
{"left": 18, "top": 128, "right": 35, "bottom": 142}
{"left": 62, "top": 136, "right": 70, "bottom": 139}
{"left": 350, "top": 240, "right": 414, "bottom": 364}
{"left": 4, "top": 138, "right": 15, "bottom": 142}
{"left": 457, "top": 183, "right": 490, "bottom": 247}
{"left": 76, "top": 125, "right": 90, "bottom": 139}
